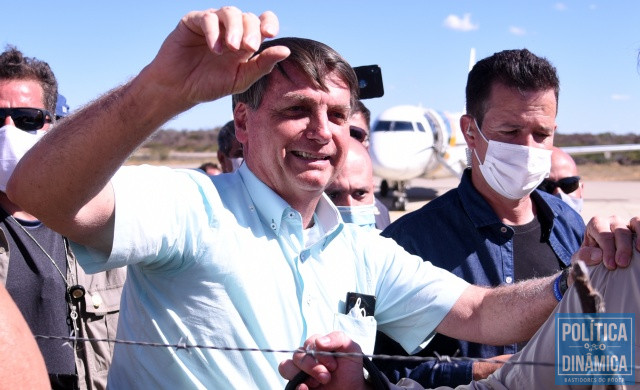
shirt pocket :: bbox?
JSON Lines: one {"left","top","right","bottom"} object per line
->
{"left": 333, "top": 313, "right": 377, "bottom": 355}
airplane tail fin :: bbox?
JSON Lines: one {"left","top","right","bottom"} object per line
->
{"left": 463, "top": 48, "right": 476, "bottom": 114}
{"left": 468, "top": 48, "right": 476, "bottom": 73}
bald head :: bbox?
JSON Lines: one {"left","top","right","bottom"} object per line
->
{"left": 550, "top": 147, "right": 578, "bottom": 180}
{"left": 325, "top": 138, "right": 374, "bottom": 206}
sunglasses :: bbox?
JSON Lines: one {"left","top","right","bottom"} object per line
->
{"left": 0, "top": 107, "right": 52, "bottom": 131}
{"left": 350, "top": 125, "right": 369, "bottom": 143}
{"left": 537, "top": 176, "right": 581, "bottom": 194}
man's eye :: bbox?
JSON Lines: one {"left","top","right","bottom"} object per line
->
{"left": 354, "top": 190, "right": 368, "bottom": 199}
{"left": 281, "top": 106, "right": 308, "bottom": 117}
{"left": 330, "top": 111, "right": 348, "bottom": 123}
{"left": 326, "top": 192, "right": 338, "bottom": 199}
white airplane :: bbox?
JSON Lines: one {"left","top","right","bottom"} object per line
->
{"left": 368, "top": 104, "right": 640, "bottom": 211}
{"left": 369, "top": 105, "right": 468, "bottom": 210}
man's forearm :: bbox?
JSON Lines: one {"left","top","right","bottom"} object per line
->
{"left": 8, "top": 68, "right": 181, "bottom": 221}
{"left": 438, "top": 272, "right": 561, "bottom": 347}
{"left": 475, "top": 273, "right": 560, "bottom": 345}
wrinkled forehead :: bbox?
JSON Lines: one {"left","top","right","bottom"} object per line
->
{"left": 261, "top": 66, "right": 353, "bottom": 114}
{"left": 267, "top": 61, "right": 356, "bottom": 107}
{"left": 0, "top": 79, "right": 45, "bottom": 108}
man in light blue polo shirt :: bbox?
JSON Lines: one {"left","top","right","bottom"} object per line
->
{"left": 8, "top": 7, "right": 636, "bottom": 389}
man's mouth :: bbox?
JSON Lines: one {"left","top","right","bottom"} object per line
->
{"left": 292, "top": 151, "right": 331, "bottom": 160}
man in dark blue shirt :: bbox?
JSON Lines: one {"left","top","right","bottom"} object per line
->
{"left": 374, "top": 48, "right": 586, "bottom": 387}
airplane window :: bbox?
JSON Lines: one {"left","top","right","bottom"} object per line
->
{"left": 392, "top": 121, "right": 413, "bottom": 131}
{"left": 373, "top": 121, "right": 415, "bottom": 131}
{"left": 373, "top": 121, "right": 391, "bottom": 132}
{"left": 416, "top": 123, "right": 426, "bottom": 132}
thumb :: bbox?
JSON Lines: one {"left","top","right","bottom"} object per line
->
{"left": 572, "top": 246, "right": 607, "bottom": 268}
{"left": 235, "top": 45, "right": 290, "bottom": 92}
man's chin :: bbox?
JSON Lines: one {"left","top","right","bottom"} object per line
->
{"left": 295, "top": 173, "right": 332, "bottom": 194}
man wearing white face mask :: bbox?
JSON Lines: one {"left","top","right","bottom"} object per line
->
{"left": 325, "top": 138, "right": 379, "bottom": 230}
{"left": 0, "top": 46, "right": 125, "bottom": 390}
{"left": 375, "top": 49, "right": 586, "bottom": 388}
{"left": 216, "top": 119, "right": 244, "bottom": 173}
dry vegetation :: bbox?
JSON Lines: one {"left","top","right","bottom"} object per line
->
{"left": 577, "top": 163, "right": 640, "bottom": 181}
{"left": 129, "top": 128, "right": 640, "bottom": 181}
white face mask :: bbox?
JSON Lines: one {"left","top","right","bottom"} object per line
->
{"left": 473, "top": 120, "right": 551, "bottom": 200}
{"left": 555, "top": 191, "right": 584, "bottom": 214}
{"left": 230, "top": 157, "right": 244, "bottom": 172}
{"left": 336, "top": 203, "right": 377, "bottom": 230}
{"left": 0, "top": 125, "right": 45, "bottom": 192}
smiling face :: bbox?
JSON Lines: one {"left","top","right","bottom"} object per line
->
{"left": 234, "top": 62, "right": 352, "bottom": 212}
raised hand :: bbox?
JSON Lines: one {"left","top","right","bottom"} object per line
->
{"left": 142, "top": 6, "right": 291, "bottom": 111}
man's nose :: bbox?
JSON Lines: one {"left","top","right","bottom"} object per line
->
{"left": 307, "top": 114, "right": 332, "bottom": 143}
{"left": 3, "top": 116, "right": 13, "bottom": 127}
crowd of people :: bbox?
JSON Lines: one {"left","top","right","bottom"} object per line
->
{"left": 1, "top": 5, "right": 638, "bottom": 390}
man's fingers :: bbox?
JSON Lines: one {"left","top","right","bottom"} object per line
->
{"left": 278, "top": 358, "right": 319, "bottom": 388}
{"left": 233, "top": 45, "right": 290, "bottom": 92}
{"left": 207, "top": 7, "right": 243, "bottom": 53}
{"left": 180, "top": 10, "right": 221, "bottom": 51}
{"left": 277, "top": 359, "right": 299, "bottom": 381}
{"left": 585, "top": 216, "right": 616, "bottom": 269}
{"left": 259, "top": 11, "right": 279, "bottom": 37}
{"left": 240, "top": 12, "right": 262, "bottom": 52}
{"left": 182, "top": 7, "right": 272, "bottom": 55}
{"left": 582, "top": 215, "right": 633, "bottom": 269}
{"left": 613, "top": 222, "right": 633, "bottom": 268}
{"left": 572, "top": 246, "right": 604, "bottom": 267}
{"left": 608, "top": 215, "right": 631, "bottom": 268}
{"left": 629, "top": 216, "right": 640, "bottom": 250}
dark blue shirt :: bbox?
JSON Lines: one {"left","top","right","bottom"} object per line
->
{"left": 374, "top": 169, "right": 585, "bottom": 387}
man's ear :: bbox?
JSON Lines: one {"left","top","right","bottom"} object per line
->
{"left": 234, "top": 103, "right": 248, "bottom": 143}
{"left": 460, "top": 115, "right": 475, "bottom": 148}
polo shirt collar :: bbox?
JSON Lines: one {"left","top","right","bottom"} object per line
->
{"left": 238, "top": 164, "right": 341, "bottom": 239}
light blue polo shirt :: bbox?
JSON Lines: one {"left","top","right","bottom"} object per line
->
{"left": 72, "top": 164, "right": 469, "bottom": 389}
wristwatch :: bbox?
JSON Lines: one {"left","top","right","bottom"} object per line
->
{"left": 558, "top": 266, "right": 571, "bottom": 296}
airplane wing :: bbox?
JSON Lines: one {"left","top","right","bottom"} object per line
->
{"left": 561, "top": 144, "right": 640, "bottom": 156}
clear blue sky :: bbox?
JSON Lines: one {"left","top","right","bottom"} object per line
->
{"left": 3, "top": 1, "right": 640, "bottom": 134}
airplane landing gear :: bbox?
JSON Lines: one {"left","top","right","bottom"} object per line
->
{"left": 392, "top": 196, "right": 407, "bottom": 211}
{"left": 378, "top": 179, "right": 408, "bottom": 211}
{"left": 391, "top": 181, "right": 408, "bottom": 211}
{"left": 380, "top": 180, "right": 389, "bottom": 197}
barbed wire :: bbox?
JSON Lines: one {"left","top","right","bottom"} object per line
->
{"left": 35, "top": 334, "right": 640, "bottom": 371}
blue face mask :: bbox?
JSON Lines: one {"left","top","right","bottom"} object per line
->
{"left": 337, "top": 203, "right": 377, "bottom": 230}
{"left": 554, "top": 191, "right": 584, "bottom": 214}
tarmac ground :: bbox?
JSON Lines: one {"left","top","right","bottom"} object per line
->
{"left": 376, "top": 176, "right": 640, "bottom": 225}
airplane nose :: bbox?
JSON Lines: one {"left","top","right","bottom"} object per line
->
{"left": 369, "top": 131, "right": 435, "bottom": 181}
